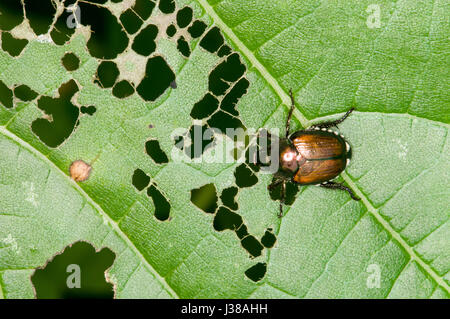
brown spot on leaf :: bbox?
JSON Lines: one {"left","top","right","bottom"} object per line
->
{"left": 70, "top": 160, "right": 91, "bottom": 182}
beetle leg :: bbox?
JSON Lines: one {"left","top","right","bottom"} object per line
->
{"left": 278, "top": 180, "right": 286, "bottom": 218}
{"left": 309, "top": 108, "right": 355, "bottom": 130}
{"left": 268, "top": 178, "right": 282, "bottom": 190}
{"left": 320, "top": 181, "right": 361, "bottom": 201}
{"left": 285, "top": 89, "right": 296, "bottom": 138}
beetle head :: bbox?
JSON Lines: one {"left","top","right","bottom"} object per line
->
{"left": 279, "top": 138, "right": 299, "bottom": 175}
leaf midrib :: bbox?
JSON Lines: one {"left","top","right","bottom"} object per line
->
{"left": 0, "top": 126, "right": 179, "bottom": 299}
{"left": 197, "top": 0, "right": 450, "bottom": 294}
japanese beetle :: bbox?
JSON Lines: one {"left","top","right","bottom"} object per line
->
{"left": 269, "top": 90, "right": 360, "bottom": 217}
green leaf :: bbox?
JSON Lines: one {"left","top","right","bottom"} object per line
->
{"left": 0, "top": 0, "right": 448, "bottom": 299}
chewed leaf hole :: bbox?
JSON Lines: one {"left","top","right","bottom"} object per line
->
{"left": 0, "top": 0, "right": 24, "bottom": 32}
{"left": 200, "top": 26, "right": 224, "bottom": 53}
{"left": 213, "top": 207, "right": 243, "bottom": 232}
{"left": 31, "top": 80, "right": 80, "bottom": 148}
{"left": 177, "top": 36, "right": 191, "bottom": 57}
{"left": 0, "top": 80, "right": 13, "bottom": 109}
{"left": 62, "top": 52, "right": 80, "bottom": 72}
{"left": 245, "top": 263, "right": 267, "bottom": 282}
{"left": 80, "top": 105, "right": 96, "bottom": 116}
{"left": 31, "top": 241, "right": 116, "bottom": 299}
{"left": 190, "top": 93, "right": 219, "bottom": 120}
{"left": 78, "top": 2, "right": 129, "bottom": 59}
{"left": 1, "top": 32, "right": 28, "bottom": 57}
{"left": 159, "top": 0, "right": 175, "bottom": 14}
{"left": 133, "top": 0, "right": 155, "bottom": 20}
{"left": 112, "top": 80, "right": 135, "bottom": 99}
{"left": 176, "top": 6, "right": 193, "bottom": 29}
{"left": 137, "top": 56, "right": 175, "bottom": 102}
{"left": 132, "top": 168, "right": 150, "bottom": 191}
{"left": 14, "top": 85, "right": 38, "bottom": 102}
{"left": 236, "top": 224, "right": 248, "bottom": 239}
{"left": 261, "top": 229, "right": 277, "bottom": 248}
{"left": 191, "top": 183, "right": 218, "bottom": 214}
{"left": 241, "top": 235, "right": 264, "bottom": 258}
{"left": 209, "top": 53, "right": 246, "bottom": 96}
{"left": 175, "top": 124, "right": 215, "bottom": 159}
{"left": 147, "top": 184, "right": 171, "bottom": 221}
{"left": 120, "top": 9, "right": 143, "bottom": 35}
{"left": 220, "top": 186, "right": 238, "bottom": 211}
{"left": 145, "top": 139, "right": 169, "bottom": 164}
{"left": 188, "top": 20, "right": 207, "bottom": 38}
{"left": 132, "top": 24, "right": 158, "bottom": 56}
{"left": 234, "top": 164, "right": 258, "bottom": 188}
{"left": 269, "top": 180, "right": 300, "bottom": 206}
{"left": 166, "top": 24, "right": 177, "bottom": 37}
{"left": 95, "top": 61, "right": 119, "bottom": 89}
{"left": 24, "top": 0, "right": 56, "bottom": 35}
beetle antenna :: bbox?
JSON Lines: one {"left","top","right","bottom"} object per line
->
{"left": 285, "top": 89, "right": 296, "bottom": 138}
{"left": 278, "top": 180, "right": 286, "bottom": 218}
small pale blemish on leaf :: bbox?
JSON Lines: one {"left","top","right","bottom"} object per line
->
{"left": 22, "top": 181, "right": 39, "bottom": 207}
{"left": 393, "top": 138, "right": 408, "bottom": 161}
{"left": 69, "top": 160, "right": 92, "bottom": 182}
{"left": 0, "top": 234, "right": 21, "bottom": 254}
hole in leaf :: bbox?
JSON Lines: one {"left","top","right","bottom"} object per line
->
{"left": 0, "top": 80, "right": 13, "bottom": 109}
{"left": 177, "top": 36, "right": 191, "bottom": 57}
{"left": 147, "top": 184, "right": 171, "bottom": 221}
{"left": 31, "top": 80, "right": 81, "bottom": 148}
{"left": 0, "top": 0, "right": 24, "bottom": 31}
{"left": 234, "top": 164, "right": 258, "bottom": 188}
{"left": 241, "top": 235, "right": 263, "bottom": 257}
{"left": 95, "top": 61, "right": 119, "bottom": 89}
{"left": 209, "top": 53, "right": 246, "bottom": 96}
{"left": 190, "top": 183, "right": 218, "bottom": 214}
{"left": 1, "top": 32, "right": 28, "bottom": 57}
{"left": 31, "top": 241, "right": 115, "bottom": 299}
{"left": 188, "top": 20, "right": 207, "bottom": 38}
{"left": 261, "top": 229, "right": 276, "bottom": 248}
{"left": 133, "top": 0, "right": 155, "bottom": 20}
{"left": 80, "top": 105, "right": 96, "bottom": 116}
{"left": 132, "top": 168, "right": 150, "bottom": 191}
{"left": 132, "top": 24, "right": 158, "bottom": 56}
{"left": 13, "top": 84, "right": 38, "bottom": 102}
{"left": 235, "top": 224, "right": 249, "bottom": 240}
{"left": 176, "top": 6, "right": 193, "bottom": 29}
{"left": 112, "top": 80, "right": 135, "bottom": 98}
{"left": 50, "top": 3, "right": 76, "bottom": 45}
{"left": 269, "top": 180, "right": 300, "bottom": 206}
{"left": 200, "top": 26, "right": 224, "bottom": 53}
{"left": 175, "top": 124, "right": 215, "bottom": 159}
{"left": 78, "top": 2, "right": 129, "bottom": 59}
{"left": 220, "top": 78, "right": 250, "bottom": 116}
{"left": 120, "top": 9, "right": 143, "bottom": 35}
{"left": 190, "top": 93, "right": 219, "bottom": 120}
{"left": 136, "top": 56, "right": 175, "bottom": 101}
{"left": 207, "top": 110, "right": 245, "bottom": 138}
{"left": 24, "top": 0, "right": 55, "bottom": 35}
{"left": 166, "top": 24, "right": 177, "bottom": 37}
{"left": 62, "top": 52, "right": 80, "bottom": 72}
{"left": 245, "top": 262, "right": 267, "bottom": 282}
{"left": 220, "top": 186, "right": 238, "bottom": 211}
{"left": 213, "top": 206, "right": 243, "bottom": 232}
{"left": 145, "top": 139, "right": 169, "bottom": 164}
{"left": 217, "top": 45, "right": 231, "bottom": 58}
{"left": 159, "top": 0, "right": 175, "bottom": 14}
